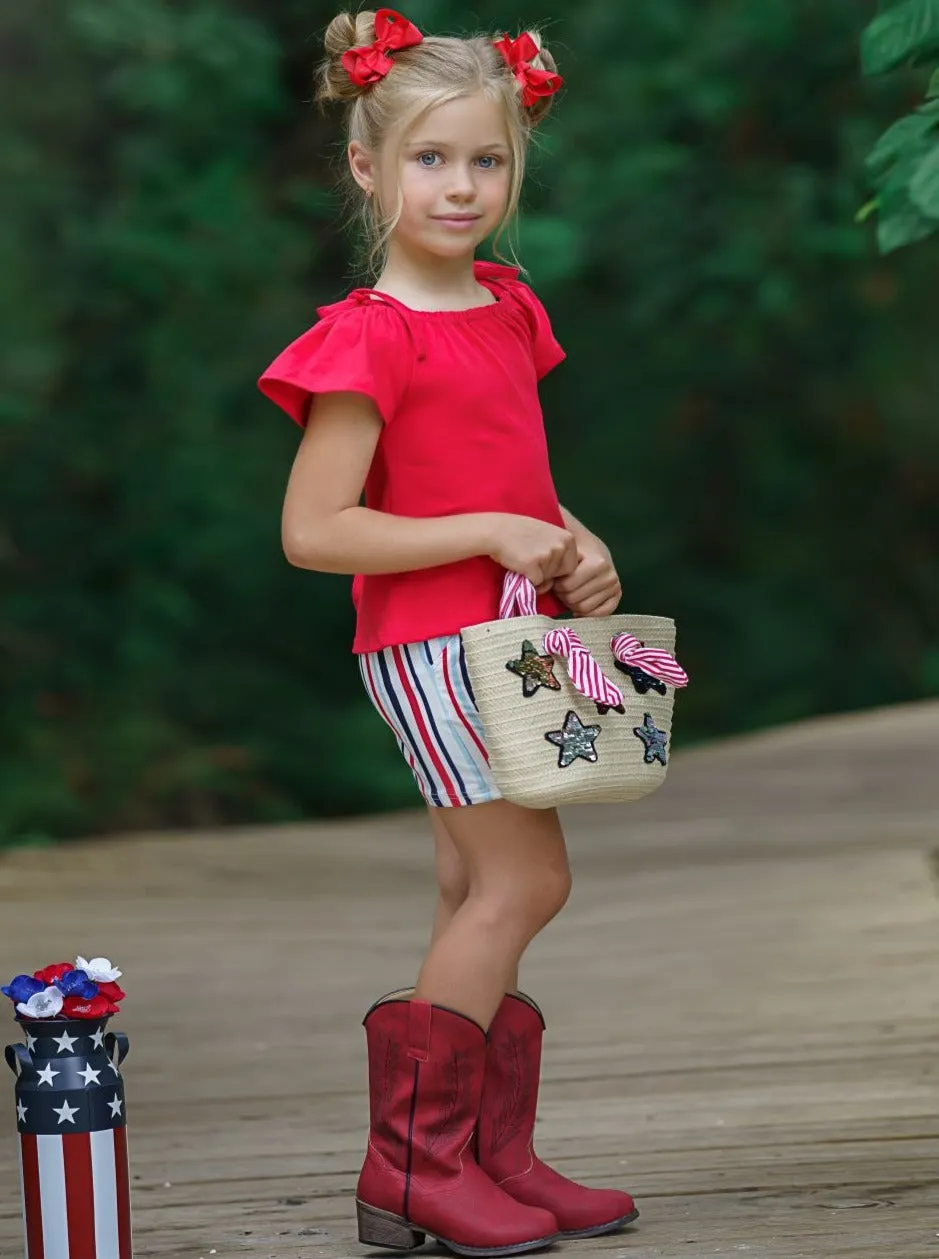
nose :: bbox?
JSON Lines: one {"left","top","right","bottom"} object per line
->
{"left": 445, "top": 162, "right": 477, "bottom": 203}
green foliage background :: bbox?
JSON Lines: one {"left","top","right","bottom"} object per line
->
{"left": 3, "top": 0, "right": 938, "bottom": 844}
{"left": 860, "top": 0, "right": 939, "bottom": 249}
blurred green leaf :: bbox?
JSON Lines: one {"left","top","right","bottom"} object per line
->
{"left": 909, "top": 139, "right": 939, "bottom": 213}
{"left": 864, "top": 103, "right": 939, "bottom": 185}
{"left": 861, "top": 0, "right": 939, "bottom": 75}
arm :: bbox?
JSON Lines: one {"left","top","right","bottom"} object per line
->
{"left": 280, "top": 391, "right": 578, "bottom": 584}
{"left": 559, "top": 505, "right": 595, "bottom": 545}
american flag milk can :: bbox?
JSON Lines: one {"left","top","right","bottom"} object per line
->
{"left": 4, "top": 958, "right": 133, "bottom": 1259}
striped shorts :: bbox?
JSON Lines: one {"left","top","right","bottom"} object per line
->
{"left": 358, "top": 634, "right": 500, "bottom": 808}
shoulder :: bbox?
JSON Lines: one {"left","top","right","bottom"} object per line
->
{"left": 311, "top": 290, "right": 413, "bottom": 349}
{"left": 474, "top": 262, "right": 565, "bottom": 380}
{"left": 258, "top": 293, "right": 413, "bottom": 427}
{"left": 277, "top": 290, "right": 412, "bottom": 356}
{"left": 475, "top": 260, "right": 555, "bottom": 332}
{"left": 474, "top": 260, "right": 539, "bottom": 306}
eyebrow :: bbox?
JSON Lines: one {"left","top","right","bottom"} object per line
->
{"left": 404, "top": 140, "right": 510, "bottom": 151}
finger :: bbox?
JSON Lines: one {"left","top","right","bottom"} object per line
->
{"left": 556, "top": 574, "right": 620, "bottom": 605}
{"left": 563, "top": 584, "right": 621, "bottom": 614}
{"left": 542, "top": 549, "right": 575, "bottom": 582}
{"left": 556, "top": 546, "right": 581, "bottom": 581}
{"left": 569, "top": 588, "right": 622, "bottom": 617}
{"left": 584, "top": 594, "right": 623, "bottom": 617}
{"left": 555, "top": 575, "right": 609, "bottom": 603}
{"left": 553, "top": 563, "right": 601, "bottom": 598}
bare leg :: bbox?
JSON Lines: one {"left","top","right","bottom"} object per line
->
{"left": 428, "top": 806, "right": 520, "bottom": 993}
{"left": 415, "top": 800, "right": 571, "bottom": 1030}
{"left": 428, "top": 805, "right": 469, "bottom": 945}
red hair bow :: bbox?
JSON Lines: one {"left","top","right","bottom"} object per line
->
{"left": 493, "top": 32, "right": 563, "bottom": 108}
{"left": 342, "top": 9, "right": 424, "bottom": 88}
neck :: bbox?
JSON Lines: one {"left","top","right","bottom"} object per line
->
{"left": 376, "top": 239, "right": 487, "bottom": 310}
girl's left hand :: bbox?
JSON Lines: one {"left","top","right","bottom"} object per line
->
{"left": 553, "top": 533, "right": 622, "bottom": 617}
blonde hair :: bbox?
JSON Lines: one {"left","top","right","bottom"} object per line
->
{"left": 315, "top": 10, "right": 560, "bottom": 276}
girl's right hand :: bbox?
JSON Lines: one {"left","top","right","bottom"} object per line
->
{"left": 487, "top": 515, "right": 579, "bottom": 590}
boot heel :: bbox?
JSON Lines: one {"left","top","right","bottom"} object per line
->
{"left": 356, "top": 1200, "right": 426, "bottom": 1251}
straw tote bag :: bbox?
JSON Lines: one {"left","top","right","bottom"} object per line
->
{"left": 461, "top": 572, "right": 689, "bottom": 809}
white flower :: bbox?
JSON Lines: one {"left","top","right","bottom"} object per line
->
{"left": 17, "top": 986, "right": 64, "bottom": 1019}
{"left": 75, "top": 956, "right": 122, "bottom": 983}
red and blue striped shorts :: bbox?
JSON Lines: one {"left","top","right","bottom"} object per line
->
{"left": 359, "top": 634, "right": 500, "bottom": 808}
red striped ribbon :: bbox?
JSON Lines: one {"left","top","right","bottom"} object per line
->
{"left": 611, "top": 633, "right": 688, "bottom": 688}
{"left": 498, "top": 571, "right": 539, "bottom": 619}
{"left": 542, "top": 627, "right": 625, "bottom": 707}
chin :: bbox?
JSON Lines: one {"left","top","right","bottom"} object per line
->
{"left": 421, "top": 236, "right": 485, "bottom": 260}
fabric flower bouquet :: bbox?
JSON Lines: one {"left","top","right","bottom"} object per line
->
{"left": 2, "top": 956, "right": 125, "bottom": 1021}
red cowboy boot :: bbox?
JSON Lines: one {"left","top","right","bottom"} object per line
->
{"left": 478, "top": 992, "right": 639, "bottom": 1238}
{"left": 356, "top": 993, "right": 559, "bottom": 1256}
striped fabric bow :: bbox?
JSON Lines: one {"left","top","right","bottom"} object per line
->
{"left": 543, "top": 627, "right": 625, "bottom": 708}
{"left": 342, "top": 9, "right": 424, "bottom": 88}
{"left": 493, "top": 32, "right": 563, "bottom": 108}
{"left": 611, "top": 634, "right": 689, "bottom": 688}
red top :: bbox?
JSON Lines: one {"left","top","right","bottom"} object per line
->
{"left": 258, "top": 261, "right": 567, "bottom": 653}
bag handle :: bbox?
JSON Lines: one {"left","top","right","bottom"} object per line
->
{"left": 499, "top": 572, "right": 625, "bottom": 707}
{"left": 499, "top": 571, "right": 540, "bottom": 619}
{"left": 611, "top": 633, "right": 689, "bottom": 688}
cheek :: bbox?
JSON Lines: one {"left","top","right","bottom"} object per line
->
{"left": 486, "top": 169, "right": 512, "bottom": 205}
{"left": 398, "top": 167, "right": 434, "bottom": 207}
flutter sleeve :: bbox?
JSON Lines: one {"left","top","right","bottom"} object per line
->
{"left": 257, "top": 301, "right": 411, "bottom": 427}
{"left": 504, "top": 279, "right": 566, "bottom": 380}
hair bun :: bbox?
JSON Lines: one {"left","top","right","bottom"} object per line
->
{"left": 316, "top": 10, "right": 379, "bottom": 105}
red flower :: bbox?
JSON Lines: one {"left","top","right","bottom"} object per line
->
{"left": 96, "top": 981, "right": 126, "bottom": 1003}
{"left": 62, "top": 994, "right": 115, "bottom": 1020}
{"left": 33, "top": 962, "right": 73, "bottom": 985}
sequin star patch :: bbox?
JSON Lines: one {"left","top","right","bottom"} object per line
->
{"left": 614, "top": 659, "right": 668, "bottom": 696}
{"left": 545, "top": 710, "right": 601, "bottom": 768}
{"left": 506, "top": 640, "right": 562, "bottom": 698}
{"left": 633, "top": 713, "right": 669, "bottom": 766}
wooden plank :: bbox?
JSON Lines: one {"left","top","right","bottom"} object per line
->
{"left": 1, "top": 701, "right": 939, "bottom": 1257}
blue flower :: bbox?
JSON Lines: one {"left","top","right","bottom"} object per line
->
{"left": 54, "top": 969, "right": 99, "bottom": 1000}
{"left": 2, "top": 975, "right": 43, "bottom": 1005}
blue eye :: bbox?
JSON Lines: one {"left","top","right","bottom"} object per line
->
{"left": 477, "top": 155, "right": 498, "bottom": 169}
{"left": 417, "top": 152, "right": 440, "bottom": 167}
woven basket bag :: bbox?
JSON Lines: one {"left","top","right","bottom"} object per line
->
{"left": 461, "top": 572, "right": 688, "bottom": 809}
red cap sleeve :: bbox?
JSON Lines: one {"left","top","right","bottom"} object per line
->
{"left": 489, "top": 272, "right": 566, "bottom": 380}
{"left": 257, "top": 301, "right": 410, "bottom": 427}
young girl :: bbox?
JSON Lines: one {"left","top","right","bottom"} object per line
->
{"left": 259, "top": 10, "right": 638, "bottom": 1256}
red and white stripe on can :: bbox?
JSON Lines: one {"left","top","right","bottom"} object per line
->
{"left": 18, "top": 1127, "right": 133, "bottom": 1259}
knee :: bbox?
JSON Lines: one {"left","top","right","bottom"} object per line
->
{"left": 436, "top": 844, "right": 470, "bottom": 914}
{"left": 537, "top": 864, "right": 573, "bottom": 923}
{"left": 478, "top": 863, "right": 572, "bottom": 939}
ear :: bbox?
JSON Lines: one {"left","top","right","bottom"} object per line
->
{"left": 348, "top": 142, "right": 376, "bottom": 196}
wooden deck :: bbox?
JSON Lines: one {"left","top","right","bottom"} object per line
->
{"left": 2, "top": 700, "right": 939, "bottom": 1258}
